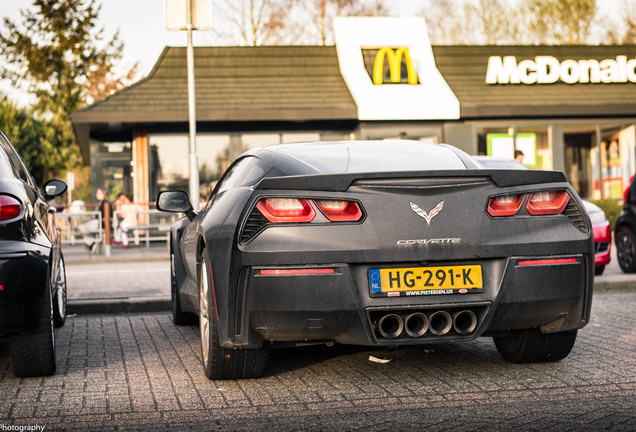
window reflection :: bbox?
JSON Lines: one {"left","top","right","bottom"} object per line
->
{"left": 150, "top": 132, "right": 326, "bottom": 200}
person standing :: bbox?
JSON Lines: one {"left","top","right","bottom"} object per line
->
{"left": 117, "top": 195, "right": 140, "bottom": 248}
{"left": 79, "top": 188, "right": 112, "bottom": 255}
{"left": 95, "top": 188, "right": 113, "bottom": 253}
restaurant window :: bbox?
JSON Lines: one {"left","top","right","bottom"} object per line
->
{"left": 93, "top": 140, "right": 133, "bottom": 200}
{"left": 477, "top": 126, "right": 550, "bottom": 170}
{"left": 593, "top": 125, "right": 635, "bottom": 200}
{"left": 149, "top": 134, "right": 189, "bottom": 202}
{"left": 149, "top": 131, "right": 324, "bottom": 200}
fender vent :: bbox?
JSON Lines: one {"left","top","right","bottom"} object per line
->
{"left": 564, "top": 200, "right": 587, "bottom": 233}
{"left": 235, "top": 267, "right": 250, "bottom": 336}
{"left": 240, "top": 208, "right": 269, "bottom": 243}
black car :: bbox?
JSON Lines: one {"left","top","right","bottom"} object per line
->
{"left": 615, "top": 176, "right": 636, "bottom": 272}
{"left": 157, "top": 141, "right": 594, "bottom": 380}
{"left": 0, "top": 131, "right": 67, "bottom": 377}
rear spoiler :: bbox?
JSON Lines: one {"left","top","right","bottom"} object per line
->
{"left": 256, "top": 169, "right": 568, "bottom": 192}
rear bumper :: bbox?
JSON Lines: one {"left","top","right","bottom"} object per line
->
{"left": 0, "top": 245, "right": 49, "bottom": 336}
{"left": 228, "top": 254, "right": 592, "bottom": 349}
{"left": 593, "top": 223, "right": 611, "bottom": 267}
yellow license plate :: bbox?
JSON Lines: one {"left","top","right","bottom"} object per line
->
{"left": 369, "top": 265, "right": 483, "bottom": 297}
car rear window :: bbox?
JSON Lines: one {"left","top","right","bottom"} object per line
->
{"left": 278, "top": 141, "right": 467, "bottom": 174}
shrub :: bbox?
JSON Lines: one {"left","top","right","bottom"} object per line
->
{"left": 590, "top": 199, "right": 622, "bottom": 230}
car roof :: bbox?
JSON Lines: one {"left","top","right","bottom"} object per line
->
{"left": 246, "top": 140, "right": 475, "bottom": 176}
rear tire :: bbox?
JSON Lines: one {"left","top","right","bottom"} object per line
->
{"left": 494, "top": 329, "right": 577, "bottom": 363}
{"left": 52, "top": 253, "right": 67, "bottom": 328}
{"left": 9, "top": 275, "right": 56, "bottom": 377}
{"left": 616, "top": 227, "right": 636, "bottom": 273}
{"left": 199, "top": 250, "right": 268, "bottom": 380}
{"left": 171, "top": 242, "right": 197, "bottom": 325}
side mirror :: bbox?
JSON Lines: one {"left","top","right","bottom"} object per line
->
{"left": 156, "top": 190, "right": 196, "bottom": 221}
{"left": 43, "top": 179, "right": 67, "bottom": 200}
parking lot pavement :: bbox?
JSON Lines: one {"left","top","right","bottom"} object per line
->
{"left": 0, "top": 291, "right": 634, "bottom": 431}
{"left": 66, "top": 261, "right": 169, "bottom": 300}
{"left": 65, "top": 251, "right": 170, "bottom": 314}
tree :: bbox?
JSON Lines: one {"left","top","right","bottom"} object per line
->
{"left": 0, "top": 95, "right": 46, "bottom": 183}
{"left": 215, "top": 0, "right": 295, "bottom": 46}
{"left": 0, "top": 0, "right": 131, "bottom": 176}
{"left": 526, "top": 0, "right": 598, "bottom": 44}
{"left": 465, "top": 0, "right": 527, "bottom": 44}
{"left": 419, "top": 0, "right": 467, "bottom": 44}
{"left": 296, "top": 0, "right": 390, "bottom": 45}
{"left": 420, "top": 0, "right": 534, "bottom": 45}
{"left": 604, "top": 0, "right": 636, "bottom": 44}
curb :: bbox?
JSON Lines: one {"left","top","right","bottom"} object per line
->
{"left": 67, "top": 297, "right": 171, "bottom": 315}
{"left": 65, "top": 255, "right": 169, "bottom": 265}
{"left": 594, "top": 280, "right": 636, "bottom": 293}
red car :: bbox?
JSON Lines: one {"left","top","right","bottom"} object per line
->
{"left": 583, "top": 200, "right": 611, "bottom": 275}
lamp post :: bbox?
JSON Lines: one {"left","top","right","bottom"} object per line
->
{"left": 165, "top": 0, "right": 211, "bottom": 211}
{"left": 185, "top": 0, "right": 200, "bottom": 211}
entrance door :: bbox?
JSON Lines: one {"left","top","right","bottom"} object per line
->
{"left": 564, "top": 132, "right": 594, "bottom": 199}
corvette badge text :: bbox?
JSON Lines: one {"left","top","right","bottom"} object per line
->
{"left": 397, "top": 238, "right": 461, "bottom": 245}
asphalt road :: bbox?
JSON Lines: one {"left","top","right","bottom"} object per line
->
{"left": 66, "top": 260, "right": 170, "bottom": 301}
{"left": 0, "top": 290, "right": 635, "bottom": 431}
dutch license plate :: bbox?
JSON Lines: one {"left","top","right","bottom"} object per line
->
{"left": 369, "top": 265, "right": 483, "bottom": 297}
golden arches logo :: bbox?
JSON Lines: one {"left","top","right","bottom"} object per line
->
{"left": 373, "top": 47, "right": 418, "bottom": 85}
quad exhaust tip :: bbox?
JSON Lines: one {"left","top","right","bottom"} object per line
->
{"left": 428, "top": 311, "right": 453, "bottom": 335}
{"left": 378, "top": 314, "right": 404, "bottom": 339}
{"left": 453, "top": 310, "right": 478, "bottom": 335}
{"left": 404, "top": 313, "right": 429, "bottom": 338}
{"left": 375, "top": 309, "right": 479, "bottom": 339}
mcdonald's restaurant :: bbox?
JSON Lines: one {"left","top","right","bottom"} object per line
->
{"left": 72, "top": 17, "right": 636, "bottom": 204}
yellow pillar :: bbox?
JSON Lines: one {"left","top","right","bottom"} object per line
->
{"left": 133, "top": 125, "right": 149, "bottom": 205}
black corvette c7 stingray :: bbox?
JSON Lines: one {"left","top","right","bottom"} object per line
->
{"left": 157, "top": 141, "right": 594, "bottom": 380}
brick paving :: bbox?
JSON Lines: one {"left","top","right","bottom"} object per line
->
{"left": 0, "top": 292, "right": 635, "bottom": 431}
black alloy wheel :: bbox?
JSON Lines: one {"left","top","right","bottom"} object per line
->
{"left": 52, "top": 254, "right": 67, "bottom": 328}
{"left": 616, "top": 227, "right": 636, "bottom": 273}
{"left": 198, "top": 249, "right": 268, "bottom": 380}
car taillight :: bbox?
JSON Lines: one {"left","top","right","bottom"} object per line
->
{"left": 316, "top": 200, "right": 363, "bottom": 222}
{"left": 487, "top": 194, "right": 524, "bottom": 217}
{"left": 0, "top": 195, "right": 22, "bottom": 221}
{"left": 526, "top": 190, "right": 570, "bottom": 215}
{"left": 256, "top": 198, "right": 316, "bottom": 223}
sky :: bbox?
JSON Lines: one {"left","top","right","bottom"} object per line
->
{"left": 0, "top": 0, "right": 626, "bottom": 103}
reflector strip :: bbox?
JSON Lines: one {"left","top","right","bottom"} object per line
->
{"left": 208, "top": 262, "right": 219, "bottom": 319}
{"left": 260, "top": 268, "right": 335, "bottom": 276}
{"left": 518, "top": 258, "right": 577, "bottom": 266}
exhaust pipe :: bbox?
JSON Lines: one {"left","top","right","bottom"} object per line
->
{"left": 378, "top": 314, "right": 404, "bottom": 339}
{"left": 404, "top": 313, "right": 429, "bottom": 338}
{"left": 453, "top": 310, "right": 478, "bottom": 335}
{"left": 429, "top": 311, "right": 453, "bottom": 335}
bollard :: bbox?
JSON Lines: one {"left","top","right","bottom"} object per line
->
{"left": 104, "top": 201, "right": 112, "bottom": 257}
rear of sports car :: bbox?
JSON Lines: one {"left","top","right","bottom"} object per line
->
{"left": 227, "top": 168, "right": 593, "bottom": 359}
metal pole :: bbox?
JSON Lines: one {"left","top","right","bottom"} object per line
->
{"left": 186, "top": 0, "right": 200, "bottom": 211}
{"left": 596, "top": 125, "right": 604, "bottom": 199}
{"left": 104, "top": 202, "right": 111, "bottom": 257}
